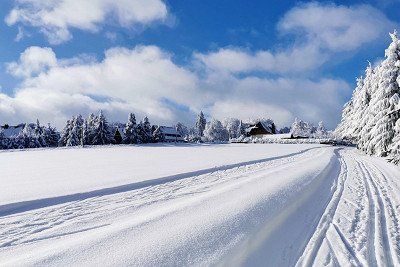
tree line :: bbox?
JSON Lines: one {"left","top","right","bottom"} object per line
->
{"left": 0, "top": 110, "right": 275, "bottom": 149}
{"left": 336, "top": 31, "right": 400, "bottom": 164}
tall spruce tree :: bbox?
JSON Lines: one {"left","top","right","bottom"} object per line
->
{"left": 195, "top": 111, "right": 206, "bottom": 137}
{"left": 124, "top": 113, "right": 138, "bottom": 144}
{"left": 91, "top": 110, "right": 112, "bottom": 145}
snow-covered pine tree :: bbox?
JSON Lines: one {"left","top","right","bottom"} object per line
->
{"left": 43, "top": 124, "right": 60, "bottom": 147}
{"left": 223, "top": 118, "right": 240, "bottom": 139}
{"left": 195, "top": 111, "right": 206, "bottom": 137}
{"left": 18, "top": 123, "right": 41, "bottom": 148}
{"left": 364, "top": 31, "right": 400, "bottom": 156}
{"left": 236, "top": 120, "right": 246, "bottom": 137}
{"left": 124, "top": 113, "right": 138, "bottom": 144}
{"left": 83, "top": 113, "right": 96, "bottom": 145}
{"left": 59, "top": 119, "right": 72, "bottom": 146}
{"left": 204, "top": 119, "right": 229, "bottom": 142}
{"left": 315, "top": 121, "right": 327, "bottom": 138}
{"left": 113, "top": 128, "right": 123, "bottom": 144}
{"left": 137, "top": 117, "right": 152, "bottom": 143}
{"left": 91, "top": 110, "right": 113, "bottom": 145}
{"left": 175, "top": 122, "right": 188, "bottom": 139}
{"left": 34, "top": 119, "right": 47, "bottom": 147}
{"left": 66, "top": 115, "right": 84, "bottom": 147}
{"left": 152, "top": 126, "right": 165, "bottom": 143}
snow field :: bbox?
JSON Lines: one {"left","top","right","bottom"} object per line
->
{"left": 0, "top": 144, "right": 399, "bottom": 266}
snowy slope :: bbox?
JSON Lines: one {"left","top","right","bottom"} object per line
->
{"left": 0, "top": 143, "right": 320, "bottom": 207}
{"left": 0, "top": 145, "right": 399, "bottom": 266}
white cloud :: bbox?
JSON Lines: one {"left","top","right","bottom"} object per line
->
{"left": 195, "top": 3, "right": 395, "bottom": 75}
{"left": 0, "top": 45, "right": 349, "bottom": 129}
{"left": 6, "top": 46, "right": 57, "bottom": 78}
{"left": 278, "top": 3, "right": 395, "bottom": 51}
{"left": 6, "top": 0, "right": 169, "bottom": 44}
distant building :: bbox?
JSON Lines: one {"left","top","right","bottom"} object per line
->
{"left": 159, "top": 126, "right": 184, "bottom": 142}
{"left": 245, "top": 121, "right": 276, "bottom": 138}
{"left": 1, "top": 123, "right": 27, "bottom": 138}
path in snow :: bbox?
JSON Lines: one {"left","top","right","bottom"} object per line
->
{"left": 0, "top": 146, "right": 399, "bottom": 266}
{"left": 297, "top": 149, "right": 400, "bottom": 267}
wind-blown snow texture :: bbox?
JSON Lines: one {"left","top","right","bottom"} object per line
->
{"left": 0, "top": 144, "right": 399, "bottom": 266}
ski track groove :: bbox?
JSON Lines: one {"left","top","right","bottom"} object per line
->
{"left": 366, "top": 160, "right": 400, "bottom": 266}
{"left": 356, "top": 160, "right": 378, "bottom": 266}
{"left": 360, "top": 160, "right": 394, "bottom": 267}
{"left": 295, "top": 149, "right": 347, "bottom": 267}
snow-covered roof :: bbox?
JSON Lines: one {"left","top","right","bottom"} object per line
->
{"left": 159, "top": 126, "right": 180, "bottom": 136}
{"left": 1, "top": 123, "right": 27, "bottom": 138}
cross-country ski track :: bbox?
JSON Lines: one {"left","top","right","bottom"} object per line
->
{"left": 0, "top": 144, "right": 399, "bottom": 266}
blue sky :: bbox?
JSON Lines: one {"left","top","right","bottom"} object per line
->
{"left": 0, "top": 0, "right": 399, "bottom": 129}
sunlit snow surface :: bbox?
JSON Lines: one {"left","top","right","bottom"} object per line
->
{"left": 0, "top": 144, "right": 399, "bottom": 266}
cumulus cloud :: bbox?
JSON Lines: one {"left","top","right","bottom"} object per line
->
{"left": 6, "top": 46, "right": 57, "bottom": 78}
{"left": 6, "top": 0, "right": 169, "bottom": 44}
{"left": 195, "top": 3, "right": 395, "bottom": 75}
{"left": 0, "top": 44, "right": 349, "bottom": 129}
{"left": 1, "top": 45, "right": 200, "bottom": 127}
{"left": 278, "top": 3, "right": 395, "bottom": 51}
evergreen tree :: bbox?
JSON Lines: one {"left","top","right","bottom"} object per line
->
{"left": 91, "top": 110, "right": 113, "bottom": 145}
{"left": 34, "top": 119, "right": 47, "bottom": 147}
{"left": 195, "top": 111, "right": 206, "bottom": 137}
{"left": 223, "top": 118, "right": 240, "bottom": 139}
{"left": 124, "top": 113, "right": 138, "bottom": 144}
{"left": 315, "top": 121, "right": 327, "bottom": 138}
{"left": 152, "top": 126, "right": 165, "bottom": 143}
{"left": 59, "top": 119, "right": 72, "bottom": 146}
{"left": 175, "top": 122, "right": 188, "bottom": 139}
{"left": 236, "top": 120, "right": 246, "bottom": 137}
{"left": 137, "top": 117, "right": 152, "bottom": 143}
{"left": 204, "top": 119, "right": 229, "bottom": 142}
{"left": 364, "top": 31, "right": 400, "bottom": 156}
{"left": 18, "top": 123, "right": 41, "bottom": 148}
{"left": 43, "top": 124, "right": 60, "bottom": 147}
{"left": 114, "top": 128, "right": 123, "bottom": 144}
{"left": 66, "top": 115, "right": 83, "bottom": 147}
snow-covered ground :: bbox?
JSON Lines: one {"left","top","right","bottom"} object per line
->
{"left": 0, "top": 144, "right": 399, "bottom": 266}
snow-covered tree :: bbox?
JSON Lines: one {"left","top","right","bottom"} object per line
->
{"left": 204, "top": 119, "right": 229, "bottom": 142}
{"left": 43, "top": 124, "right": 60, "bottom": 147}
{"left": 152, "top": 126, "right": 165, "bottom": 143}
{"left": 223, "top": 118, "right": 240, "bottom": 139}
{"left": 175, "top": 122, "right": 188, "bottom": 139}
{"left": 291, "top": 118, "right": 311, "bottom": 138}
{"left": 18, "top": 123, "right": 41, "bottom": 148}
{"left": 315, "top": 121, "right": 327, "bottom": 138}
{"left": 137, "top": 117, "right": 152, "bottom": 143}
{"left": 195, "top": 111, "right": 206, "bottom": 137}
{"left": 91, "top": 111, "right": 113, "bottom": 145}
{"left": 113, "top": 128, "right": 123, "bottom": 144}
{"left": 66, "top": 115, "right": 84, "bottom": 147}
{"left": 33, "top": 119, "right": 47, "bottom": 147}
{"left": 124, "top": 113, "right": 138, "bottom": 144}
{"left": 361, "top": 31, "right": 400, "bottom": 156}
{"left": 236, "top": 120, "right": 246, "bottom": 137}
{"left": 0, "top": 128, "right": 11, "bottom": 149}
